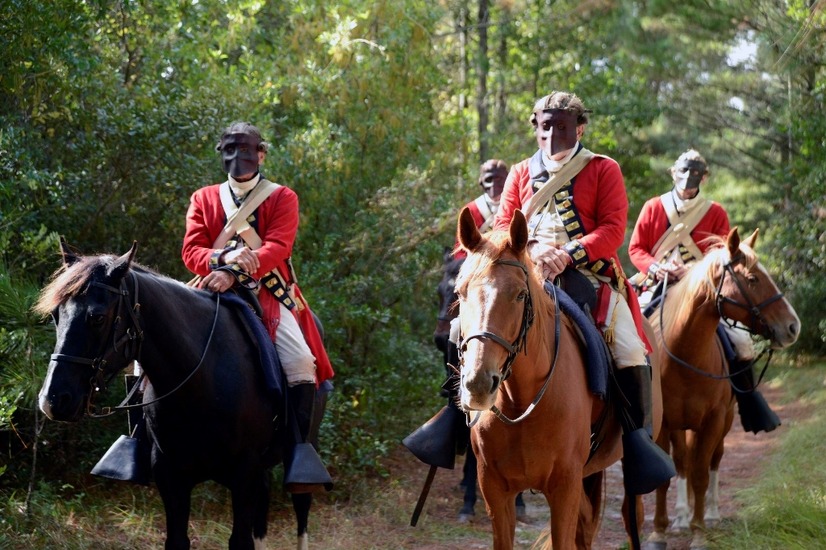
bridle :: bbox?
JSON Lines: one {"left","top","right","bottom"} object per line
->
{"left": 659, "top": 253, "right": 783, "bottom": 382}
{"left": 49, "top": 272, "right": 220, "bottom": 417}
{"left": 715, "top": 253, "right": 785, "bottom": 341}
{"left": 459, "top": 258, "right": 561, "bottom": 425}
{"left": 459, "top": 259, "right": 534, "bottom": 382}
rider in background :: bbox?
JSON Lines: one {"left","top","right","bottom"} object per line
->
{"left": 492, "top": 90, "right": 675, "bottom": 495}
{"left": 181, "top": 121, "right": 334, "bottom": 490}
{"left": 628, "top": 149, "right": 780, "bottom": 434}
{"left": 452, "top": 159, "right": 509, "bottom": 260}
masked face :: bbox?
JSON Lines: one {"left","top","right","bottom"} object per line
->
{"left": 218, "top": 133, "right": 261, "bottom": 178}
{"left": 534, "top": 109, "right": 579, "bottom": 158}
{"left": 673, "top": 159, "right": 707, "bottom": 193}
{"left": 480, "top": 168, "right": 507, "bottom": 199}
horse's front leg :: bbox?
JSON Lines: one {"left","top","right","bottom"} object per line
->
{"left": 477, "top": 474, "right": 517, "bottom": 550}
{"left": 686, "top": 418, "right": 726, "bottom": 549}
{"left": 545, "top": 466, "right": 584, "bottom": 550}
{"left": 670, "top": 430, "right": 691, "bottom": 531}
{"left": 291, "top": 493, "right": 312, "bottom": 550}
{"left": 153, "top": 455, "right": 193, "bottom": 550}
{"left": 229, "top": 468, "right": 268, "bottom": 550}
{"left": 649, "top": 426, "right": 673, "bottom": 547}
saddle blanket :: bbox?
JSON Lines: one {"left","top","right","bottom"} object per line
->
{"left": 544, "top": 282, "right": 610, "bottom": 398}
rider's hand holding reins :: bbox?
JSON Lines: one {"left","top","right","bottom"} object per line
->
{"left": 222, "top": 247, "right": 260, "bottom": 274}
{"left": 200, "top": 270, "right": 235, "bottom": 292}
{"left": 528, "top": 241, "right": 573, "bottom": 281}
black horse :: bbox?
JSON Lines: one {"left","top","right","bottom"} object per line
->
{"left": 432, "top": 249, "right": 525, "bottom": 521}
{"left": 35, "top": 241, "right": 320, "bottom": 550}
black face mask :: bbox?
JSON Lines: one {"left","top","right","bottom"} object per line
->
{"left": 674, "top": 159, "right": 707, "bottom": 190}
{"left": 218, "top": 133, "right": 260, "bottom": 178}
{"left": 535, "top": 109, "right": 579, "bottom": 156}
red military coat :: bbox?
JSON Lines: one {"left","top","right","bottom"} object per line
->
{"left": 628, "top": 195, "right": 730, "bottom": 274}
{"left": 182, "top": 182, "right": 333, "bottom": 384}
{"left": 493, "top": 150, "right": 650, "bottom": 352}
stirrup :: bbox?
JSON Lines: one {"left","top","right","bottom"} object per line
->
{"left": 284, "top": 442, "right": 333, "bottom": 493}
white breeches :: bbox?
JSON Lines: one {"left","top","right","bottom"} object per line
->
{"left": 600, "top": 286, "right": 648, "bottom": 368}
{"left": 721, "top": 323, "right": 755, "bottom": 360}
{"left": 276, "top": 302, "right": 317, "bottom": 386}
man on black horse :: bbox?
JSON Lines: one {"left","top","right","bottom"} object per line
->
{"left": 181, "top": 121, "right": 333, "bottom": 492}
{"left": 629, "top": 149, "right": 780, "bottom": 434}
{"left": 95, "top": 122, "right": 333, "bottom": 490}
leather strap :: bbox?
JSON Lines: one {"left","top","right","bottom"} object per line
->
{"left": 521, "top": 149, "right": 595, "bottom": 221}
{"left": 653, "top": 192, "right": 713, "bottom": 262}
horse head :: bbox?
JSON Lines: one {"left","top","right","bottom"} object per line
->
{"left": 36, "top": 240, "right": 142, "bottom": 422}
{"left": 455, "top": 207, "right": 541, "bottom": 411}
{"left": 715, "top": 227, "right": 800, "bottom": 348}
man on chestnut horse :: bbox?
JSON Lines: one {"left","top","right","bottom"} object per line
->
{"left": 491, "top": 90, "right": 675, "bottom": 495}
{"left": 629, "top": 149, "right": 780, "bottom": 434}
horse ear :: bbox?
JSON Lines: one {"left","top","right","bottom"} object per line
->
{"left": 111, "top": 241, "right": 138, "bottom": 281}
{"left": 443, "top": 246, "right": 454, "bottom": 263}
{"left": 509, "top": 210, "right": 529, "bottom": 254}
{"left": 726, "top": 227, "right": 741, "bottom": 256}
{"left": 59, "top": 236, "right": 81, "bottom": 266}
{"left": 743, "top": 228, "right": 759, "bottom": 249}
{"left": 458, "top": 207, "right": 483, "bottom": 253}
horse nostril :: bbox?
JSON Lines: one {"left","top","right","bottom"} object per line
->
{"left": 790, "top": 321, "right": 800, "bottom": 338}
{"left": 490, "top": 374, "right": 501, "bottom": 394}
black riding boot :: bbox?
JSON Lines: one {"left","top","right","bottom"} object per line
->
{"left": 615, "top": 364, "right": 676, "bottom": 495}
{"left": 284, "top": 383, "right": 333, "bottom": 493}
{"left": 730, "top": 359, "right": 781, "bottom": 434}
{"left": 90, "top": 374, "right": 151, "bottom": 485}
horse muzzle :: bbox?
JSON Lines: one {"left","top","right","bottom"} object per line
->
{"left": 38, "top": 362, "right": 88, "bottom": 422}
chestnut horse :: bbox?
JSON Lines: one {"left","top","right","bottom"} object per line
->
{"left": 647, "top": 228, "right": 800, "bottom": 549}
{"left": 455, "top": 208, "right": 662, "bottom": 549}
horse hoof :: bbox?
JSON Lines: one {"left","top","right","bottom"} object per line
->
{"left": 642, "top": 542, "right": 667, "bottom": 550}
{"left": 515, "top": 504, "right": 528, "bottom": 522}
{"left": 458, "top": 512, "right": 474, "bottom": 523}
{"left": 296, "top": 533, "right": 309, "bottom": 550}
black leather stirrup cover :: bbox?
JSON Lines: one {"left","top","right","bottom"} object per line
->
{"left": 284, "top": 443, "right": 334, "bottom": 493}
{"left": 91, "top": 434, "right": 151, "bottom": 486}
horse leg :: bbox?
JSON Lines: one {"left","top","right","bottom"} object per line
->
{"left": 649, "top": 427, "right": 673, "bottom": 547}
{"left": 478, "top": 475, "right": 516, "bottom": 550}
{"left": 704, "top": 434, "right": 726, "bottom": 526}
{"left": 155, "top": 474, "right": 193, "bottom": 550}
{"left": 576, "top": 471, "right": 604, "bottom": 549}
{"left": 686, "top": 423, "right": 725, "bottom": 549}
{"left": 251, "top": 471, "right": 271, "bottom": 550}
{"left": 545, "top": 469, "right": 584, "bottom": 550}
{"left": 292, "top": 493, "right": 312, "bottom": 550}
{"left": 228, "top": 467, "right": 269, "bottom": 550}
{"left": 670, "top": 430, "right": 690, "bottom": 531}
{"left": 459, "top": 448, "right": 477, "bottom": 522}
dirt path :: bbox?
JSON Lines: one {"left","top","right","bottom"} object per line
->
{"left": 265, "top": 382, "right": 807, "bottom": 549}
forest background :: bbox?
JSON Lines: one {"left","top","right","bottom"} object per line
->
{"left": 0, "top": 0, "right": 824, "bottom": 534}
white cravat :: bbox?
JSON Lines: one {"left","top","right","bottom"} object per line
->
{"left": 671, "top": 188, "right": 702, "bottom": 215}
{"left": 542, "top": 143, "right": 579, "bottom": 173}
{"left": 228, "top": 172, "right": 261, "bottom": 199}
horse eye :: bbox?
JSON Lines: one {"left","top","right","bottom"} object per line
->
{"left": 88, "top": 313, "right": 106, "bottom": 326}
{"left": 746, "top": 273, "right": 758, "bottom": 283}
{"left": 516, "top": 290, "right": 527, "bottom": 302}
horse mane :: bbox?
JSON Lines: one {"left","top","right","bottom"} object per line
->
{"left": 662, "top": 234, "right": 758, "bottom": 333}
{"left": 33, "top": 255, "right": 161, "bottom": 317}
{"left": 456, "top": 230, "right": 552, "bottom": 354}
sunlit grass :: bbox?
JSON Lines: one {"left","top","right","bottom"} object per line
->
{"left": 709, "top": 358, "right": 826, "bottom": 549}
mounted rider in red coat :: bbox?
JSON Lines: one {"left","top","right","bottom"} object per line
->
{"left": 182, "top": 121, "right": 333, "bottom": 492}
{"left": 629, "top": 149, "right": 780, "bottom": 434}
{"left": 492, "top": 91, "right": 675, "bottom": 495}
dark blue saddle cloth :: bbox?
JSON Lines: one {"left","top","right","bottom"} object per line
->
{"left": 543, "top": 282, "right": 610, "bottom": 398}
{"left": 220, "top": 292, "right": 284, "bottom": 399}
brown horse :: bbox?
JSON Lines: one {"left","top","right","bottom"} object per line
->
{"left": 455, "top": 207, "right": 662, "bottom": 549}
{"left": 647, "top": 228, "right": 800, "bottom": 549}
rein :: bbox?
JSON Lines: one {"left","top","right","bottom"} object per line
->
{"left": 657, "top": 256, "right": 778, "bottom": 383}
{"left": 49, "top": 273, "right": 221, "bottom": 417}
{"left": 461, "top": 258, "right": 561, "bottom": 426}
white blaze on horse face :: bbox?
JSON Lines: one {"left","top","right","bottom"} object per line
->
{"left": 459, "top": 279, "right": 509, "bottom": 411}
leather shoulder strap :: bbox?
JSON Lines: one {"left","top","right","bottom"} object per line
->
{"left": 653, "top": 194, "right": 714, "bottom": 261}
{"left": 213, "top": 179, "right": 280, "bottom": 249}
{"left": 521, "top": 149, "right": 595, "bottom": 221}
